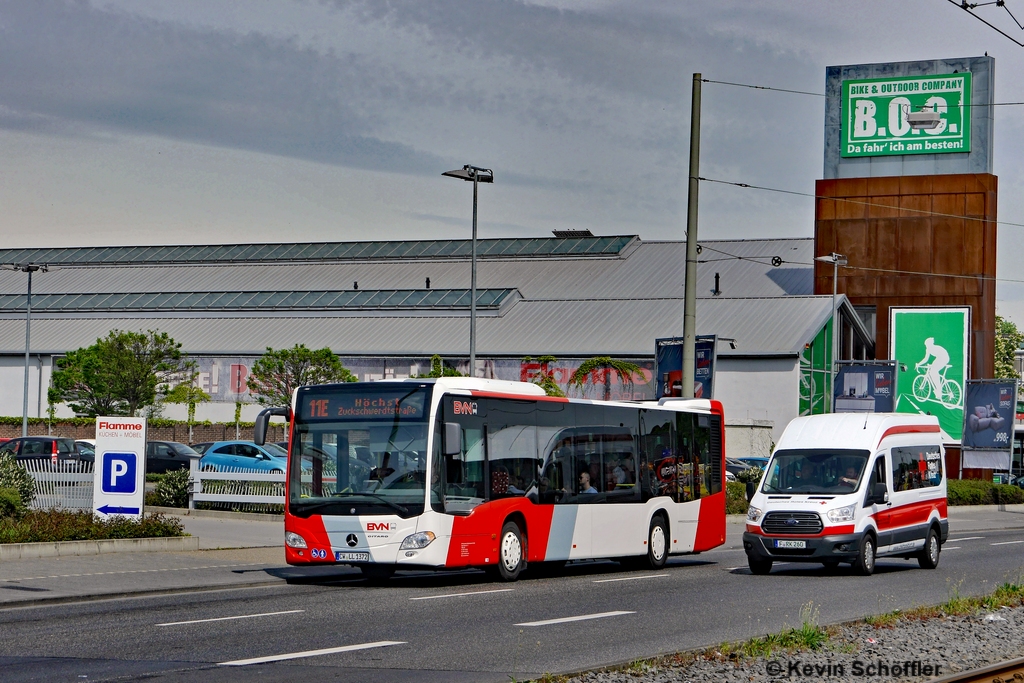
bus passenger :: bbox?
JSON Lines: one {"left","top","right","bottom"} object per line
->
{"left": 579, "top": 472, "right": 598, "bottom": 494}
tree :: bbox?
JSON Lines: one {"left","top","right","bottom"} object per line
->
{"left": 568, "top": 356, "right": 644, "bottom": 400}
{"left": 415, "top": 354, "right": 465, "bottom": 378}
{"left": 247, "top": 345, "right": 356, "bottom": 407}
{"left": 522, "top": 355, "right": 565, "bottom": 397}
{"left": 161, "top": 361, "right": 211, "bottom": 443}
{"left": 50, "top": 330, "right": 184, "bottom": 416}
{"left": 995, "top": 315, "right": 1023, "bottom": 380}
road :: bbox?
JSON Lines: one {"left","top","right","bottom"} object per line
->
{"left": 2, "top": 526, "right": 1024, "bottom": 682}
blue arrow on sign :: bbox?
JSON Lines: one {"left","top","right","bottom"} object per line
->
{"left": 96, "top": 505, "right": 140, "bottom": 515}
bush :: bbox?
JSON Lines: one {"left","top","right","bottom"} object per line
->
{"left": 736, "top": 466, "right": 763, "bottom": 484}
{"left": 726, "top": 481, "right": 749, "bottom": 515}
{"left": 0, "top": 510, "right": 185, "bottom": 544}
{"left": 153, "top": 469, "right": 191, "bottom": 508}
{"left": 947, "top": 479, "right": 1024, "bottom": 505}
{"left": 0, "top": 487, "right": 27, "bottom": 519}
{"left": 0, "top": 453, "right": 34, "bottom": 508}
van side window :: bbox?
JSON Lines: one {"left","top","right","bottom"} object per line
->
{"left": 864, "top": 456, "right": 887, "bottom": 507}
{"left": 892, "top": 445, "right": 942, "bottom": 489}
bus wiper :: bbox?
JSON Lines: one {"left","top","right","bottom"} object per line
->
{"left": 353, "top": 493, "right": 409, "bottom": 515}
{"left": 297, "top": 492, "right": 409, "bottom": 516}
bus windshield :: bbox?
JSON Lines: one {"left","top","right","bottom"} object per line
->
{"left": 289, "top": 384, "right": 432, "bottom": 518}
{"left": 761, "top": 449, "right": 870, "bottom": 495}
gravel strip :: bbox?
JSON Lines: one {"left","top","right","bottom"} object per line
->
{"left": 555, "top": 605, "right": 1024, "bottom": 682}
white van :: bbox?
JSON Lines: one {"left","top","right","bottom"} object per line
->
{"left": 743, "top": 413, "right": 947, "bottom": 576}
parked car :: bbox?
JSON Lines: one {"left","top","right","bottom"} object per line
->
{"left": 737, "top": 456, "right": 769, "bottom": 469}
{"left": 1013, "top": 475, "right": 1024, "bottom": 490}
{"left": 725, "top": 457, "right": 754, "bottom": 477}
{"left": 194, "top": 440, "right": 288, "bottom": 472}
{"left": 146, "top": 440, "right": 202, "bottom": 474}
{"left": 75, "top": 439, "right": 96, "bottom": 459}
{"left": 0, "top": 436, "right": 86, "bottom": 464}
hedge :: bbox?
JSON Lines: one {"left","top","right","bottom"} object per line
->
{"left": 726, "top": 481, "right": 749, "bottom": 515}
{"left": 947, "top": 479, "right": 1024, "bottom": 506}
{"left": 0, "top": 510, "right": 185, "bottom": 544}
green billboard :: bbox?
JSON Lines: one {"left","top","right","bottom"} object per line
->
{"left": 841, "top": 73, "right": 971, "bottom": 158}
{"left": 890, "top": 307, "right": 970, "bottom": 440}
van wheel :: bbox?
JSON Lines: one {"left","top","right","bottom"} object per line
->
{"left": 917, "top": 528, "right": 941, "bottom": 569}
{"left": 496, "top": 521, "right": 526, "bottom": 581}
{"left": 646, "top": 515, "right": 669, "bottom": 569}
{"left": 854, "top": 534, "right": 876, "bottom": 576}
{"left": 748, "top": 557, "right": 773, "bottom": 575}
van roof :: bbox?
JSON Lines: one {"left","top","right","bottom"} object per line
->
{"left": 775, "top": 413, "right": 941, "bottom": 453}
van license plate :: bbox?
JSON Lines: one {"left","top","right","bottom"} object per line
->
{"left": 334, "top": 551, "right": 370, "bottom": 562}
{"left": 774, "top": 540, "right": 806, "bottom": 549}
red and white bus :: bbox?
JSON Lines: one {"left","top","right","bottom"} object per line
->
{"left": 255, "top": 378, "right": 726, "bottom": 581}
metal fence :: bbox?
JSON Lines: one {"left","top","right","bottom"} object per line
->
{"left": 188, "top": 460, "right": 285, "bottom": 513}
{"left": 21, "top": 459, "right": 94, "bottom": 511}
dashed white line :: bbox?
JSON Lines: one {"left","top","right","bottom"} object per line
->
{"left": 943, "top": 546, "right": 961, "bottom": 550}
{"left": 515, "top": 611, "right": 634, "bottom": 627}
{"left": 990, "top": 540, "right": 1024, "bottom": 546}
{"left": 946, "top": 536, "right": 985, "bottom": 542}
{"left": 157, "top": 610, "right": 304, "bottom": 627}
{"left": 410, "top": 588, "right": 513, "bottom": 601}
{"left": 219, "top": 641, "right": 405, "bottom": 666}
{"left": 593, "top": 575, "right": 669, "bottom": 583}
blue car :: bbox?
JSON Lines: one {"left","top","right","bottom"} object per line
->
{"left": 193, "top": 440, "right": 289, "bottom": 473}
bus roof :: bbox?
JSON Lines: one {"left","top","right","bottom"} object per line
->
{"left": 775, "top": 413, "right": 942, "bottom": 453}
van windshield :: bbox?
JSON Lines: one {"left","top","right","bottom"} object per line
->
{"left": 761, "top": 449, "right": 870, "bottom": 495}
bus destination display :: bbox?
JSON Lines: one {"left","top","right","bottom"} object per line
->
{"left": 301, "top": 390, "right": 426, "bottom": 420}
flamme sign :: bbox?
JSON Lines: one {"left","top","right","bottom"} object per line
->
{"left": 93, "top": 416, "right": 148, "bottom": 519}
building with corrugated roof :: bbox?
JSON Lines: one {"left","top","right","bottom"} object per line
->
{"left": 0, "top": 235, "right": 872, "bottom": 455}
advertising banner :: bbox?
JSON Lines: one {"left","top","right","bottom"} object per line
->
{"left": 961, "top": 381, "right": 1016, "bottom": 471}
{"left": 654, "top": 336, "right": 716, "bottom": 399}
{"left": 833, "top": 362, "right": 896, "bottom": 413}
{"left": 93, "top": 417, "right": 147, "bottom": 519}
{"left": 841, "top": 72, "right": 971, "bottom": 158}
{"left": 890, "top": 307, "right": 969, "bottom": 441}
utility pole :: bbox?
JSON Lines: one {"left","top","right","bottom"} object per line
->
{"left": 682, "top": 73, "right": 701, "bottom": 398}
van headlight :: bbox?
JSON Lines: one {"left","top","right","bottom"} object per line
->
{"left": 399, "top": 531, "right": 436, "bottom": 550}
{"left": 826, "top": 505, "right": 856, "bottom": 523}
{"left": 285, "top": 531, "right": 307, "bottom": 548}
{"left": 746, "top": 506, "right": 763, "bottom": 523}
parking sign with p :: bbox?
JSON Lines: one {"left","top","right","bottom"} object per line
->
{"left": 93, "top": 418, "right": 147, "bottom": 519}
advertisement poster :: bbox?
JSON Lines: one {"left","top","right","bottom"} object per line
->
{"left": 961, "top": 381, "right": 1017, "bottom": 471}
{"left": 654, "top": 336, "right": 717, "bottom": 399}
{"left": 889, "top": 307, "right": 969, "bottom": 441}
{"left": 833, "top": 362, "right": 896, "bottom": 413}
{"left": 841, "top": 72, "right": 971, "bottom": 158}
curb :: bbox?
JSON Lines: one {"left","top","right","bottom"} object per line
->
{"left": 0, "top": 536, "right": 200, "bottom": 561}
{"left": 147, "top": 506, "right": 284, "bottom": 523}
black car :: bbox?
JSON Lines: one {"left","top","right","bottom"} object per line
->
{"left": 0, "top": 436, "right": 86, "bottom": 463}
{"left": 146, "top": 440, "right": 201, "bottom": 474}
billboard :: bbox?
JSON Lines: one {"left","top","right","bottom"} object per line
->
{"left": 833, "top": 362, "right": 896, "bottom": 413}
{"left": 961, "top": 380, "right": 1017, "bottom": 471}
{"left": 654, "top": 336, "right": 717, "bottom": 399}
{"left": 890, "top": 307, "right": 970, "bottom": 440}
{"left": 841, "top": 73, "right": 971, "bottom": 158}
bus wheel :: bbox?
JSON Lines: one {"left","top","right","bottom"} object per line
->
{"left": 360, "top": 565, "right": 395, "bottom": 582}
{"left": 646, "top": 515, "right": 669, "bottom": 569}
{"left": 496, "top": 521, "right": 525, "bottom": 581}
{"left": 854, "top": 533, "right": 876, "bottom": 576}
{"left": 917, "top": 528, "right": 941, "bottom": 569}
{"left": 748, "top": 557, "right": 772, "bottom": 575}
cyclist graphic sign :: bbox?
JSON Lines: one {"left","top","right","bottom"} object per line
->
{"left": 889, "top": 307, "right": 969, "bottom": 440}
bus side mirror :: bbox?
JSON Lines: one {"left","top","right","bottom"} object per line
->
{"left": 254, "top": 407, "right": 290, "bottom": 445}
{"left": 443, "top": 422, "right": 462, "bottom": 456}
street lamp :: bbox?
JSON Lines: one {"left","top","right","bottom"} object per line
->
{"left": 442, "top": 165, "right": 493, "bottom": 377}
{"left": 814, "top": 252, "right": 847, "bottom": 377}
{"left": 8, "top": 264, "right": 47, "bottom": 437}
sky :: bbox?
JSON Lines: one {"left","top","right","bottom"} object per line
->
{"left": 2, "top": 0, "right": 1024, "bottom": 321}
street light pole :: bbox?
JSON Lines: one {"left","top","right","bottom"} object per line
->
{"left": 815, "top": 252, "right": 847, "bottom": 403}
{"left": 681, "top": 73, "right": 702, "bottom": 398}
{"left": 20, "top": 264, "right": 42, "bottom": 437}
{"left": 442, "top": 165, "right": 493, "bottom": 377}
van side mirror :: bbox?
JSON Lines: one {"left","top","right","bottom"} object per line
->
{"left": 872, "top": 482, "right": 888, "bottom": 504}
{"left": 254, "top": 407, "right": 290, "bottom": 445}
{"left": 443, "top": 422, "right": 462, "bottom": 456}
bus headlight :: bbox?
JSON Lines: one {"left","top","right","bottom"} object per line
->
{"left": 826, "top": 505, "right": 856, "bottom": 523}
{"left": 400, "top": 531, "right": 436, "bottom": 550}
{"left": 746, "top": 506, "right": 763, "bottom": 523}
{"left": 285, "top": 532, "right": 308, "bottom": 549}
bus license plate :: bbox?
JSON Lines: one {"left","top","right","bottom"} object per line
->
{"left": 334, "top": 551, "right": 370, "bottom": 562}
{"left": 774, "top": 540, "right": 806, "bottom": 549}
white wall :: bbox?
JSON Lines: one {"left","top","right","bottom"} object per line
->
{"left": 714, "top": 356, "right": 800, "bottom": 455}
{"left": 0, "top": 355, "right": 55, "bottom": 419}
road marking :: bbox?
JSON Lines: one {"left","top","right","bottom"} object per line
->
{"left": 943, "top": 546, "right": 961, "bottom": 550}
{"left": 219, "top": 641, "right": 405, "bottom": 666}
{"left": 990, "top": 540, "right": 1024, "bottom": 546}
{"left": 593, "top": 575, "right": 669, "bottom": 583}
{"left": 946, "top": 536, "right": 984, "bottom": 542}
{"left": 515, "top": 611, "right": 634, "bottom": 627}
{"left": 157, "top": 610, "right": 304, "bottom": 627}
{"left": 410, "top": 588, "right": 513, "bottom": 601}
{"left": 1, "top": 563, "right": 265, "bottom": 583}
